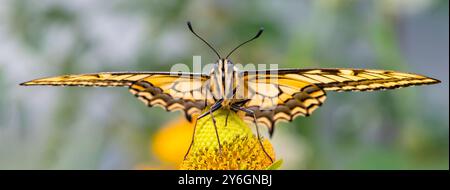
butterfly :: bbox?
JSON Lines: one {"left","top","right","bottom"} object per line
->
{"left": 21, "top": 22, "right": 440, "bottom": 162}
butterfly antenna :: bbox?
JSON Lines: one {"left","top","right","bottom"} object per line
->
{"left": 187, "top": 21, "right": 221, "bottom": 59}
{"left": 226, "top": 27, "right": 264, "bottom": 59}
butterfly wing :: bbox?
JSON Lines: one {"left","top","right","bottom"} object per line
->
{"left": 240, "top": 71, "right": 327, "bottom": 136}
{"left": 273, "top": 68, "right": 440, "bottom": 91}
{"left": 240, "top": 68, "right": 439, "bottom": 136}
{"left": 128, "top": 73, "right": 214, "bottom": 121}
{"left": 21, "top": 72, "right": 212, "bottom": 121}
{"left": 20, "top": 72, "right": 155, "bottom": 87}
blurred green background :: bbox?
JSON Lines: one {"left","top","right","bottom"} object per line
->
{"left": 0, "top": 0, "right": 448, "bottom": 169}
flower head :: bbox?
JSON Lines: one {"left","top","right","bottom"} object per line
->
{"left": 180, "top": 109, "right": 278, "bottom": 170}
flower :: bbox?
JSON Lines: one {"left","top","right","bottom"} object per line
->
{"left": 180, "top": 109, "right": 279, "bottom": 170}
{"left": 135, "top": 116, "right": 195, "bottom": 170}
{"left": 151, "top": 116, "right": 196, "bottom": 165}
{"left": 136, "top": 108, "right": 281, "bottom": 170}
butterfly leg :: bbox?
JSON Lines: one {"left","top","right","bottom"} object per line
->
{"left": 197, "top": 99, "right": 224, "bottom": 155}
{"left": 209, "top": 108, "right": 223, "bottom": 155}
{"left": 225, "top": 99, "right": 249, "bottom": 128}
{"left": 184, "top": 117, "right": 199, "bottom": 160}
{"left": 231, "top": 105, "right": 274, "bottom": 163}
{"left": 224, "top": 110, "right": 230, "bottom": 127}
{"left": 197, "top": 99, "right": 223, "bottom": 119}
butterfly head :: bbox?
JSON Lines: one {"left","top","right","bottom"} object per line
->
{"left": 187, "top": 21, "right": 263, "bottom": 102}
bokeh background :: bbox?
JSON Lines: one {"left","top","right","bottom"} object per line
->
{"left": 0, "top": 0, "right": 448, "bottom": 169}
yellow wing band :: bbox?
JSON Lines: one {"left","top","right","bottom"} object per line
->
{"left": 20, "top": 72, "right": 153, "bottom": 87}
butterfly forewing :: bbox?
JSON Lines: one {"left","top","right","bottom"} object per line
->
{"left": 20, "top": 72, "right": 153, "bottom": 87}
{"left": 21, "top": 72, "right": 212, "bottom": 121}
{"left": 274, "top": 68, "right": 440, "bottom": 91}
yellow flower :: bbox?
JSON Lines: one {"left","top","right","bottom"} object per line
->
{"left": 180, "top": 109, "right": 278, "bottom": 170}
{"left": 135, "top": 116, "right": 195, "bottom": 170}
{"left": 152, "top": 116, "right": 195, "bottom": 165}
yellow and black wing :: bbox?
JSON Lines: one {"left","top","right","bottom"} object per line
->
{"left": 21, "top": 72, "right": 212, "bottom": 121}
{"left": 274, "top": 68, "right": 440, "bottom": 91}
{"left": 241, "top": 68, "right": 440, "bottom": 135}
{"left": 240, "top": 71, "right": 327, "bottom": 136}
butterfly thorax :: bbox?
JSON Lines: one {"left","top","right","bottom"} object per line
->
{"left": 209, "top": 59, "right": 242, "bottom": 108}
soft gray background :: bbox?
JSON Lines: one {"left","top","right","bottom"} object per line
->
{"left": 0, "top": 0, "right": 448, "bottom": 169}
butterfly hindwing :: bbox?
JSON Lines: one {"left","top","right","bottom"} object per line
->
{"left": 129, "top": 74, "right": 211, "bottom": 121}
{"left": 240, "top": 72, "right": 327, "bottom": 135}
